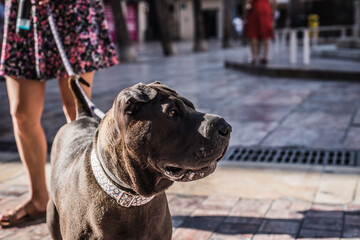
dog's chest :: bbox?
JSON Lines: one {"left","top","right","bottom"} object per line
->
{"left": 66, "top": 193, "right": 173, "bottom": 239}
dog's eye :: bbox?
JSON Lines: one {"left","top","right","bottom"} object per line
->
{"left": 168, "top": 110, "right": 177, "bottom": 118}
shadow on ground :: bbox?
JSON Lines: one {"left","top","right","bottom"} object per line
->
{"left": 173, "top": 209, "right": 360, "bottom": 238}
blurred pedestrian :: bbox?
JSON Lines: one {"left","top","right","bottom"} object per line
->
{"left": 244, "top": 0, "right": 276, "bottom": 65}
{"left": 0, "top": 0, "right": 118, "bottom": 227}
{"left": 232, "top": 15, "right": 243, "bottom": 40}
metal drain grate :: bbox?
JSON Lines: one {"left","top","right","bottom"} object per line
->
{"left": 224, "top": 146, "right": 360, "bottom": 167}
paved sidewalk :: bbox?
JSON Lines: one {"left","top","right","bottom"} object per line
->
{"left": 1, "top": 153, "right": 359, "bottom": 239}
{"left": 0, "top": 41, "right": 360, "bottom": 239}
{"left": 225, "top": 43, "right": 360, "bottom": 81}
{"left": 2, "top": 43, "right": 360, "bottom": 150}
{"left": 170, "top": 195, "right": 360, "bottom": 239}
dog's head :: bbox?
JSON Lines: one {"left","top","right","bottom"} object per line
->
{"left": 99, "top": 82, "right": 231, "bottom": 195}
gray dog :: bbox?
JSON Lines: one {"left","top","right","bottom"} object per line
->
{"left": 47, "top": 77, "right": 231, "bottom": 239}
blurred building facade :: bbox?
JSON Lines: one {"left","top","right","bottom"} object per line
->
{"left": 103, "top": 0, "right": 356, "bottom": 43}
{"left": 177, "top": 0, "right": 224, "bottom": 40}
{"left": 285, "top": 0, "right": 354, "bottom": 28}
{"left": 103, "top": 0, "right": 148, "bottom": 42}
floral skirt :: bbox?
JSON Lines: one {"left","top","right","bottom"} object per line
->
{"left": 0, "top": 0, "right": 119, "bottom": 81}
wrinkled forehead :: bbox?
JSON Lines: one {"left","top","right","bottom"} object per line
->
{"left": 151, "top": 85, "right": 195, "bottom": 110}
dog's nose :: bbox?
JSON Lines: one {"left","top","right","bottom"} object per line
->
{"left": 218, "top": 118, "right": 232, "bottom": 138}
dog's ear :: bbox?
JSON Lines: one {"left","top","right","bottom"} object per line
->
{"left": 118, "top": 83, "right": 157, "bottom": 114}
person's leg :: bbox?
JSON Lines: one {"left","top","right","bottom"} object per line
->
{"left": 257, "top": 39, "right": 263, "bottom": 59}
{"left": 249, "top": 38, "right": 258, "bottom": 63}
{"left": 260, "top": 39, "right": 270, "bottom": 64}
{"left": 0, "top": 76, "right": 48, "bottom": 224}
{"left": 264, "top": 39, "right": 270, "bottom": 59}
{"left": 58, "top": 71, "right": 94, "bottom": 122}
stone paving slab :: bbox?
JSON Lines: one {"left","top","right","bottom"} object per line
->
{"left": 0, "top": 159, "right": 359, "bottom": 239}
{"left": 314, "top": 174, "right": 359, "bottom": 204}
{"left": 167, "top": 164, "right": 360, "bottom": 205}
{"left": 170, "top": 195, "right": 360, "bottom": 240}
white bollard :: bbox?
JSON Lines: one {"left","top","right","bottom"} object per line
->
{"left": 313, "top": 27, "right": 319, "bottom": 46}
{"left": 282, "top": 30, "right": 287, "bottom": 46}
{"left": 303, "top": 29, "right": 310, "bottom": 65}
{"left": 341, "top": 28, "right": 346, "bottom": 39}
{"left": 290, "top": 30, "right": 297, "bottom": 64}
{"left": 275, "top": 31, "right": 281, "bottom": 53}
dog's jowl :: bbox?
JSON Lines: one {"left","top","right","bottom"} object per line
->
{"left": 47, "top": 79, "right": 231, "bottom": 240}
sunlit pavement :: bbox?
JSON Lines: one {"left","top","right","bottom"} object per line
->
{"left": 0, "top": 41, "right": 359, "bottom": 239}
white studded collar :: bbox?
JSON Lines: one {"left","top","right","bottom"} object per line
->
{"left": 90, "top": 149, "right": 154, "bottom": 207}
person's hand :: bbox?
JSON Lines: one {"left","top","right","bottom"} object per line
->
{"left": 244, "top": 0, "right": 252, "bottom": 11}
{"left": 38, "top": 0, "right": 49, "bottom": 5}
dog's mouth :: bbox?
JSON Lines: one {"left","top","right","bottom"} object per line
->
{"left": 162, "top": 146, "right": 227, "bottom": 182}
{"left": 159, "top": 139, "right": 230, "bottom": 182}
{"left": 163, "top": 162, "right": 217, "bottom": 182}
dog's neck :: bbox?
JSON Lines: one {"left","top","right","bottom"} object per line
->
{"left": 95, "top": 111, "right": 174, "bottom": 197}
{"left": 95, "top": 134, "right": 132, "bottom": 191}
{"left": 91, "top": 147, "right": 154, "bottom": 207}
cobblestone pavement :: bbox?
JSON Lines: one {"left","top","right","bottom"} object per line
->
{"left": 0, "top": 41, "right": 360, "bottom": 239}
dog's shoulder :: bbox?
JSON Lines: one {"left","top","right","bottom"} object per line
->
{"left": 51, "top": 116, "right": 99, "bottom": 163}
{"left": 57, "top": 116, "right": 98, "bottom": 142}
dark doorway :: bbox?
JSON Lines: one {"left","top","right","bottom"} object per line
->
{"left": 202, "top": 9, "right": 218, "bottom": 39}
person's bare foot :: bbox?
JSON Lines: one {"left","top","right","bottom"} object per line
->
{"left": 0, "top": 198, "right": 48, "bottom": 228}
